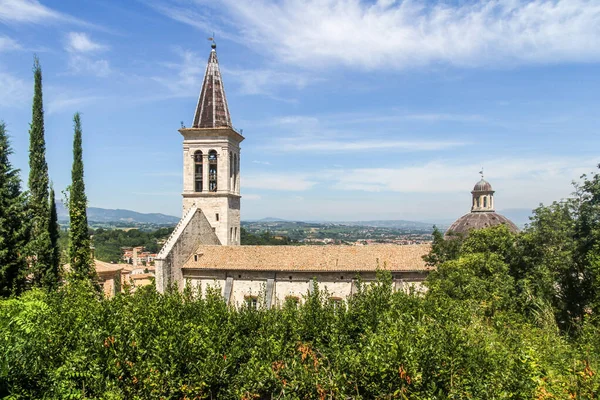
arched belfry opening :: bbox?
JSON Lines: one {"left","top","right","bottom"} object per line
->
{"left": 194, "top": 150, "right": 203, "bottom": 192}
{"left": 209, "top": 150, "right": 218, "bottom": 192}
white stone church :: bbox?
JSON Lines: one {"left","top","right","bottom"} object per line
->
{"left": 154, "top": 42, "right": 434, "bottom": 307}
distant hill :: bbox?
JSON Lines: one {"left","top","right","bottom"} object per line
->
{"left": 334, "top": 220, "right": 440, "bottom": 229}
{"left": 56, "top": 203, "right": 179, "bottom": 225}
{"left": 244, "top": 218, "right": 441, "bottom": 230}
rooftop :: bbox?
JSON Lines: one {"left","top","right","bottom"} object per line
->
{"left": 183, "top": 244, "right": 432, "bottom": 272}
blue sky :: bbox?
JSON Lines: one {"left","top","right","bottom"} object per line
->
{"left": 0, "top": 0, "right": 599, "bottom": 222}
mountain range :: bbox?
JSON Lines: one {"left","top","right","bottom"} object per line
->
{"left": 56, "top": 203, "right": 180, "bottom": 225}
{"left": 55, "top": 204, "right": 534, "bottom": 229}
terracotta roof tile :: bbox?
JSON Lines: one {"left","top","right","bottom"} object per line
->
{"left": 183, "top": 244, "right": 432, "bottom": 272}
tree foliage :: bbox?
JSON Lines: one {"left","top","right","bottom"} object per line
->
{"left": 26, "top": 56, "right": 54, "bottom": 288}
{"left": 68, "top": 113, "right": 94, "bottom": 282}
{"left": 0, "top": 122, "right": 28, "bottom": 297}
{"left": 91, "top": 227, "right": 173, "bottom": 263}
{"left": 48, "top": 187, "right": 61, "bottom": 287}
{"left": 0, "top": 276, "right": 598, "bottom": 399}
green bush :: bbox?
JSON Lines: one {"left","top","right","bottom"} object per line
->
{"left": 1, "top": 273, "right": 598, "bottom": 399}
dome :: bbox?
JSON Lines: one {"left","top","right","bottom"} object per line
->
{"left": 445, "top": 212, "right": 519, "bottom": 237}
{"left": 473, "top": 178, "right": 493, "bottom": 192}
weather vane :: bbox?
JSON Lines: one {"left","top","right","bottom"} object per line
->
{"left": 479, "top": 167, "right": 484, "bottom": 179}
{"left": 208, "top": 33, "right": 216, "bottom": 48}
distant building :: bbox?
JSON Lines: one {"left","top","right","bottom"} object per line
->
{"left": 446, "top": 176, "right": 519, "bottom": 237}
{"left": 155, "top": 42, "right": 430, "bottom": 305}
{"left": 122, "top": 246, "right": 157, "bottom": 266}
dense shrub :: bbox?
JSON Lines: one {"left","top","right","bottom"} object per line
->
{"left": 1, "top": 274, "right": 598, "bottom": 399}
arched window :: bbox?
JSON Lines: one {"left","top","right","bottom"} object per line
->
{"left": 483, "top": 197, "right": 487, "bottom": 208}
{"left": 209, "top": 150, "right": 217, "bottom": 192}
{"left": 476, "top": 197, "right": 480, "bottom": 207}
{"left": 194, "top": 150, "right": 203, "bottom": 192}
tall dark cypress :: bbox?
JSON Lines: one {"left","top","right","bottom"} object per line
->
{"left": 68, "top": 113, "right": 93, "bottom": 280}
{"left": 48, "top": 187, "right": 61, "bottom": 286}
{"left": 0, "top": 121, "right": 28, "bottom": 297}
{"left": 27, "top": 56, "right": 54, "bottom": 288}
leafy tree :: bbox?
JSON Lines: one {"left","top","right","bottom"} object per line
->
{"left": 48, "top": 187, "right": 61, "bottom": 287}
{"left": 573, "top": 168, "right": 600, "bottom": 317}
{"left": 27, "top": 56, "right": 54, "bottom": 288}
{"left": 0, "top": 122, "right": 28, "bottom": 297}
{"left": 68, "top": 113, "right": 94, "bottom": 282}
{"left": 422, "top": 225, "right": 462, "bottom": 267}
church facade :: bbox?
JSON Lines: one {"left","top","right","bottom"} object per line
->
{"left": 155, "top": 42, "right": 432, "bottom": 306}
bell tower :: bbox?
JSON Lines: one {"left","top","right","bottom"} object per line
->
{"left": 179, "top": 41, "right": 244, "bottom": 245}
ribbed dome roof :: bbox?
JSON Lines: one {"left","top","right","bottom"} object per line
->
{"left": 473, "top": 178, "right": 493, "bottom": 192}
{"left": 445, "top": 212, "right": 518, "bottom": 237}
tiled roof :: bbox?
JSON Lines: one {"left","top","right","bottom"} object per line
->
{"left": 64, "top": 260, "right": 126, "bottom": 275}
{"left": 192, "top": 45, "right": 232, "bottom": 129}
{"left": 183, "top": 244, "right": 432, "bottom": 272}
{"left": 446, "top": 212, "right": 519, "bottom": 236}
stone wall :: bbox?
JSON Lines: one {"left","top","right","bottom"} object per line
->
{"left": 155, "top": 208, "right": 221, "bottom": 292}
{"left": 183, "top": 270, "right": 428, "bottom": 307}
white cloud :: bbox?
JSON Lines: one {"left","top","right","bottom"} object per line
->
{"left": 0, "top": 0, "right": 64, "bottom": 24}
{"left": 66, "top": 32, "right": 108, "bottom": 53}
{"left": 0, "top": 36, "right": 21, "bottom": 52}
{"left": 244, "top": 172, "right": 317, "bottom": 191}
{"left": 46, "top": 93, "right": 104, "bottom": 115}
{"left": 163, "top": 0, "right": 600, "bottom": 70}
{"left": 0, "top": 0, "right": 92, "bottom": 27}
{"left": 68, "top": 55, "right": 111, "bottom": 77}
{"left": 152, "top": 49, "right": 204, "bottom": 96}
{"left": 252, "top": 160, "right": 271, "bottom": 165}
{"left": 0, "top": 71, "right": 29, "bottom": 107}
{"left": 328, "top": 157, "right": 597, "bottom": 198}
{"left": 223, "top": 67, "right": 313, "bottom": 96}
{"left": 274, "top": 138, "right": 466, "bottom": 152}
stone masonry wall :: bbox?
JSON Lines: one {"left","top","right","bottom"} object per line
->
{"left": 155, "top": 209, "right": 221, "bottom": 292}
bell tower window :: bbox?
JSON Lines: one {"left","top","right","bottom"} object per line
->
{"left": 209, "top": 150, "right": 217, "bottom": 192}
{"left": 194, "top": 150, "right": 203, "bottom": 192}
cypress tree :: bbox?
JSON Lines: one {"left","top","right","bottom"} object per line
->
{"left": 0, "top": 121, "right": 28, "bottom": 297}
{"left": 48, "top": 186, "right": 61, "bottom": 286}
{"left": 27, "top": 56, "right": 54, "bottom": 288}
{"left": 68, "top": 113, "right": 94, "bottom": 280}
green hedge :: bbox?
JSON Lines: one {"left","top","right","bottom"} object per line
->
{"left": 1, "top": 274, "right": 598, "bottom": 399}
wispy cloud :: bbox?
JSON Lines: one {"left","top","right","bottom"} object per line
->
{"left": 0, "top": 36, "right": 21, "bottom": 52}
{"left": 63, "top": 32, "right": 111, "bottom": 77}
{"left": 152, "top": 49, "right": 204, "bottom": 97}
{"left": 156, "top": 0, "right": 600, "bottom": 70}
{"left": 67, "top": 55, "right": 111, "bottom": 77}
{"left": 223, "top": 67, "right": 313, "bottom": 97}
{"left": 328, "top": 157, "right": 597, "bottom": 196}
{"left": 147, "top": 1, "right": 241, "bottom": 43}
{"left": 244, "top": 173, "right": 317, "bottom": 191}
{"left": 0, "top": 71, "right": 29, "bottom": 107}
{"left": 0, "top": 0, "right": 99, "bottom": 28}
{"left": 46, "top": 93, "right": 105, "bottom": 115}
{"left": 273, "top": 138, "right": 466, "bottom": 153}
{"left": 252, "top": 160, "right": 271, "bottom": 165}
{"left": 66, "top": 32, "right": 108, "bottom": 53}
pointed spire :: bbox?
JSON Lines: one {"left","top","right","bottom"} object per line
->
{"left": 192, "top": 42, "right": 232, "bottom": 129}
